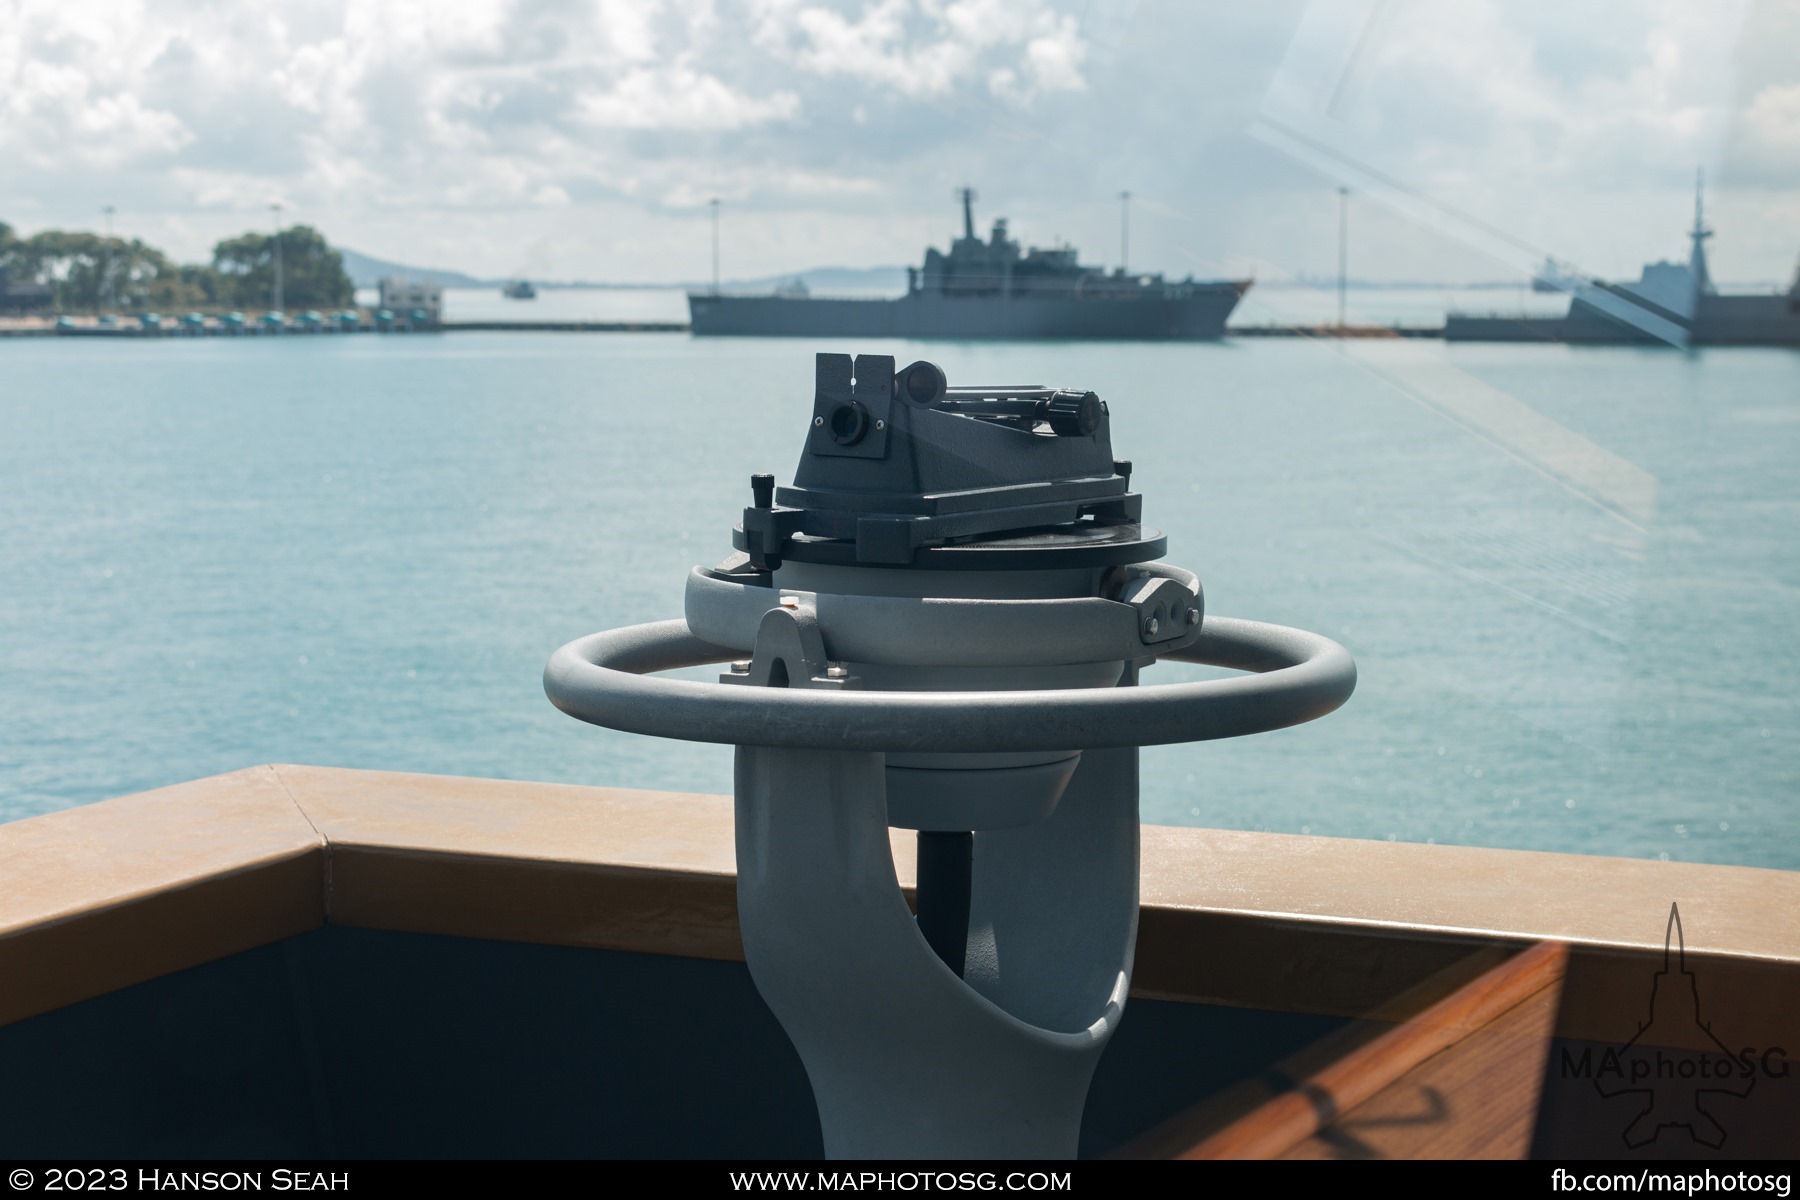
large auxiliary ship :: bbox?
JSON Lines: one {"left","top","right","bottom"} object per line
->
{"left": 688, "top": 189, "right": 1250, "bottom": 340}
{"left": 1447, "top": 177, "right": 1800, "bottom": 347}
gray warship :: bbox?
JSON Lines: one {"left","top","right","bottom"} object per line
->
{"left": 688, "top": 189, "right": 1251, "bottom": 340}
{"left": 1446, "top": 177, "right": 1800, "bottom": 347}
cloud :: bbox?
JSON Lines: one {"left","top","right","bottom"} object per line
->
{"left": 0, "top": 1, "right": 1086, "bottom": 224}
{"left": 753, "top": 0, "right": 1088, "bottom": 104}
{"left": 576, "top": 65, "right": 800, "bottom": 130}
{"left": 1289, "top": 1, "right": 1751, "bottom": 186}
{"left": 0, "top": 15, "right": 197, "bottom": 169}
{"left": 1247, "top": 0, "right": 1800, "bottom": 281}
{"left": 0, "top": 0, "right": 1793, "bottom": 283}
{"left": 1741, "top": 82, "right": 1800, "bottom": 166}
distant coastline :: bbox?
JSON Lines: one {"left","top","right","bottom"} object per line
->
{"left": 337, "top": 246, "right": 914, "bottom": 295}
{"left": 335, "top": 246, "right": 1790, "bottom": 298}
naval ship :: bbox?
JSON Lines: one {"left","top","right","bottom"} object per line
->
{"left": 688, "top": 189, "right": 1251, "bottom": 340}
{"left": 1446, "top": 177, "right": 1800, "bottom": 347}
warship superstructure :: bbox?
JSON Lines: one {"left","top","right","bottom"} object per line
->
{"left": 1447, "top": 177, "right": 1800, "bottom": 347}
{"left": 688, "top": 189, "right": 1250, "bottom": 340}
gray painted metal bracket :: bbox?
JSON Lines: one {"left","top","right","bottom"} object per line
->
{"left": 685, "top": 563, "right": 1205, "bottom": 666}
{"left": 718, "top": 604, "right": 858, "bottom": 690}
{"left": 734, "top": 741, "right": 1137, "bottom": 1158}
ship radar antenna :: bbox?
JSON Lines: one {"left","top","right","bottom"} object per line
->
{"left": 956, "top": 187, "right": 977, "bottom": 242}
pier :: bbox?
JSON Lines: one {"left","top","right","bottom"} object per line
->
{"left": 440, "top": 320, "right": 689, "bottom": 333}
{"left": 0, "top": 316, "right": 693, "bottom": 337}
{"left": 1228, "top": 323, "right": 1443, "bottom": 339}
{"left": 4, "top": 316, "right": 1453, "bottom": 340}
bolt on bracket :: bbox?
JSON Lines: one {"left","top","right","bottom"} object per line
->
{"left": 720, "top": 604, "right": 860, "bottom": 690}
{"left": 1106, "top": 570, "right": 1204, "bottom": 647}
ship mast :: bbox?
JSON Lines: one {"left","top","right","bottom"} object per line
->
{"left": 1688, "top": 167, "right": 1713, "bottom": 297}
{"left": 958, "top": 187, "right": 977, "bottom": 243}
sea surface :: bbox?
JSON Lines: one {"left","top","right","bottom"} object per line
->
{"left": 3, "top": 318, "right": 1797, "bottom": 872}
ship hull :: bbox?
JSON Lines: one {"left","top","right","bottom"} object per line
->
{"left": 1446, "top": 292, "right": 1800, "bottom": 346}
{"left": 688, "top": 283, "right": 1251, "bottom": 340}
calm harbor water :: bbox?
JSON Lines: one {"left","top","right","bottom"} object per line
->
{"left": 2, "top": 328, "right": 1797, "bottom": 872}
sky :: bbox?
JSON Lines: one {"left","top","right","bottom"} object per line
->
{"left": 2, "top": 0, "right": 1798, "bottom": 286}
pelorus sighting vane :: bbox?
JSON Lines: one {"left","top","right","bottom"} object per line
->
{"left": 738, "top": 354, "right": 1149, "bottom": 570}
{"left": 545, "top": 351, "right": 1355, "bottom": 1159}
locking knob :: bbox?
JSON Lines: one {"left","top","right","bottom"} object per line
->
{"left": 1041, "top": 390, "right": 1102, "bottom": 437}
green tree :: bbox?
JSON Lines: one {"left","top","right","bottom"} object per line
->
{"left": 12, "top": 230, "right": 182, "bottom": 311}
{"left": 0, "top": 221, "right": 32, "bottom": 305}
{"left": 2, "top": 218, "right": 353, "bottom": 312}
{"left": 212, "top": 224, "right": 352, "bottom": 310}
{"left": 143, "top": 262, "right": 224, "bottom": 310}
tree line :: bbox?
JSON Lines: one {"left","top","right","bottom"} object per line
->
{"left": 0, "top": 221, "right": 354, "bottom": 312}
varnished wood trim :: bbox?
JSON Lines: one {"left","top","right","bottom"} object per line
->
{"left": 325, "top": 846, "right": 747, "bottom": 962}
{"left": 1178, "top": 940, "right": 1571, "bottom": 1159}
{"left": 3, "top": 764, "right": 1795, "bottom": 1030}
{"left": 0, "top": 852, "right": 324, "bottom": 1027}
{"left": 1279, "top": 979, "right": 1564, "bottom": 1159}
{"left": 0, "top": 766, "right": 326, "bottom": 1026}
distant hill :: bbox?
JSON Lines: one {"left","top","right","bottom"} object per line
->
{"left": 334, "top": 246, "right": 487, "bottom": 290}
{"left": 332, "top": 247, "right": 909, "bottom": 294}
{"left": 718, "top": 265, "right": 908, "bottom": 295}
{"left": 545, "top": 265, "right": 911, "bottom": 292}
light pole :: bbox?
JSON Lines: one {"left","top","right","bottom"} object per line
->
{"left": 100, "top": 205, "right": 116, "bottom": 313}
{"left": 1119, "top": 191, "right": 1131, "bottom": 275}
{"left": 270, "top": 203, "right": 284, "bottom": 313}
{"left": 710, "top": 198, "right": 721, "bottom": 296}
{"left": 1337, "top": 187, "right": 1349, "bottom": 329}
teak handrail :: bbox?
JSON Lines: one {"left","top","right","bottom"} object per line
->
{"left": 1178, "top": 939, "right": 1570, "bottom": 1159}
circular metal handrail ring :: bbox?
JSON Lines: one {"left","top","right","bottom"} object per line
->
{"left": 544, "top": 617, "right": 1355, "bottom": 753}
